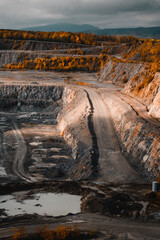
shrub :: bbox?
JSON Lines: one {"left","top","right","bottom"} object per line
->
{"left": 132, "top": 74, "right": 139, "bottom": 82}
{"left": 122, "top": 76, "right": 128, "bottom": 83}
{"left": 143, "top": 74, "right": 154, "bottom": 84}
{"left": 3, "top": 55, "right": 108, "bottom": 73}
{"left": 38, "top": 225, "right": 81, "bottom": 240}
{"left": 136, "top": 82, "right": 145, "bottom": 91}
{"left": 11, "top": 227, "right": 25, "bottom": 240}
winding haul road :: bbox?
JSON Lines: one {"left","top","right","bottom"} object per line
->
{"left": 11, "top": 121, "right": 33, "bottom": 182}
{"left": 1, "top": 112, "right": 33, "bottom": 182}
{"left": 85, "top": 88, "right": 143, "bottom": 183}
{"left": 116, "top": 91, "right": 160, "bottom": 127}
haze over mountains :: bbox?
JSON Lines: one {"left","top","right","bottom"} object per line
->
{"left": 96, "top": 26, "right": 160, "bottom": 39}
{"left": 22, "top": 23, "right": 100, "bottom": 33}
{"left": 21, "top": 23, "right": 160, "bottom": 39}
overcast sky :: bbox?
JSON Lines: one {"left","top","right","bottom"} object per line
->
{"left": 0, "top": 0, "right": 160, "bottom": 29}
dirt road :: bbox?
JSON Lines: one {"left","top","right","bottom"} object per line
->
{"left": 116, "top": 91, "right": 160, "bottom": 127}
{"left": 0, "top": 112, "right": 33, "bottom": 182}
{"left": 11, "top": 121, "right": 33, "bottom": 182}
{"left": 0, "top": 213, "right": 160, "bottom": 240}
{"left": 85, "top": 88, "right": 142, "bottom": 183}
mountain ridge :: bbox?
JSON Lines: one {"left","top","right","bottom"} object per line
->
{"left": 21, "top": 24, "right": 160, "bottom": 38}
{"left": 22, "top": 23, "right": 100, "bottom": 33}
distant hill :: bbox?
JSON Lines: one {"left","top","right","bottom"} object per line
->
{"left": 21, "top": 24, "right": 160, "bottom": 39}
{"left": 94, "top": 27, "right": 160, "bottom": 39}
{"left": 22, "top": 23, "right": 100, "bottom": 33}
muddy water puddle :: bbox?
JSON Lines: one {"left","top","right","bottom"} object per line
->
{"left": 0, "top": 192, "right": 81, "bottom": 217}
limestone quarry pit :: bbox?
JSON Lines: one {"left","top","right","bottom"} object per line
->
{"left": 0, "top": 71, "right": 160, "bottom": 240}
{"left": 0, "top": 70, "right": 160, "bottom": 184}
{"left": 0, "top": 77, "right": 93, "bottom": 184}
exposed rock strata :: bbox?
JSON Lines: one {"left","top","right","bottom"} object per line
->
{"left": 58, "top": 86, "right": 92, "bottom": 179}
{"left": 100, "top": 60, "right": 160, "bottom": 179}
{"left": 100, "top": 59, "right": 160, "bottom": 119}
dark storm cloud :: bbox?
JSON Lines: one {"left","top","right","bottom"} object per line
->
{"left": 0, "top": 0, "right": 160, "bottom": 29}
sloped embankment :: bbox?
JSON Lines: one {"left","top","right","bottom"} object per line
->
{"left": 100, "top": 59, "right": 160, "bottom": 119}
{"left": 0, "top": 39, "right": 88, "bottom": 67}
{"left": 100, "top": 60, "right": 160, "bottom": 179}
{"left": 58, "top": 86, "right": 93, "bottom": 179}
{"left": 0, "top": 51, "right": 49, "bottom": 67}
{"left": 101, "top": 91, "right": 160, "bottom": 180}
{"left": 124, "top": 72, "right": 160, "bottom": 119}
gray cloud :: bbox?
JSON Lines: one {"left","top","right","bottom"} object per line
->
{"left": 0, "top": 0, "right": 159, "bottom": 29}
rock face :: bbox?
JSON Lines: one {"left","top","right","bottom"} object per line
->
{"left": 0, "top": 51, "right": 51, "bottom": 67}
{"left": 58, "top": 86, "right": 93, "bottom": 179}
{"left": 124, "top": 72, "right": 160, "bottom": 120}
{"left": 0, "top": 39, "right": 87, "bottom": 66}
{"left": 100, "top": 59, "right": 160, "bottom": 120}
{"left": 0, "top": 85, "right": 63, "bottom": 112}
{"left": 100, "top": 60, "right": 160, "bottom": 179}
{"left": 139, "top": 73, "right": 160, "bottom": 119}
{"left": 100, "top": 59, "right": 144, "bottom": 85}
{"left": 0, "top": 39, "right": 84, "bottom": 51}
{"left": 101, "top": 92, "right": 160, "bottom": 180}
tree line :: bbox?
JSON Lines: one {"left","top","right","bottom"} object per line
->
{"left": 4, "top": 55, "right": 108, "bottom": 72}
{"left": 0, "top": 29, "right": 139, "bottom": 46}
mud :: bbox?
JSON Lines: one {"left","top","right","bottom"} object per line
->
{"left": 0, "top": 181, "right": 160, "bottom": 239}
{"left": 0, "top": 181, "right": 159, "bottom": 222}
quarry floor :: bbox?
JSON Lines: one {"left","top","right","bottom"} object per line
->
{"left": 0, "top": 71, "right": 160, "bottom": 239}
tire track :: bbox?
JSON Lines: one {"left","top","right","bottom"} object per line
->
{"left": 84, "top": 90, "right": 99, "bottom": 179}
{"left": 84, "top": 87, "right": 142, "bottom": 183}
{"left": 116, "top": 92, "right": 160, "bottom": 127}
{"left": 11, "top": 121, "right": 33, "bottom": 182}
